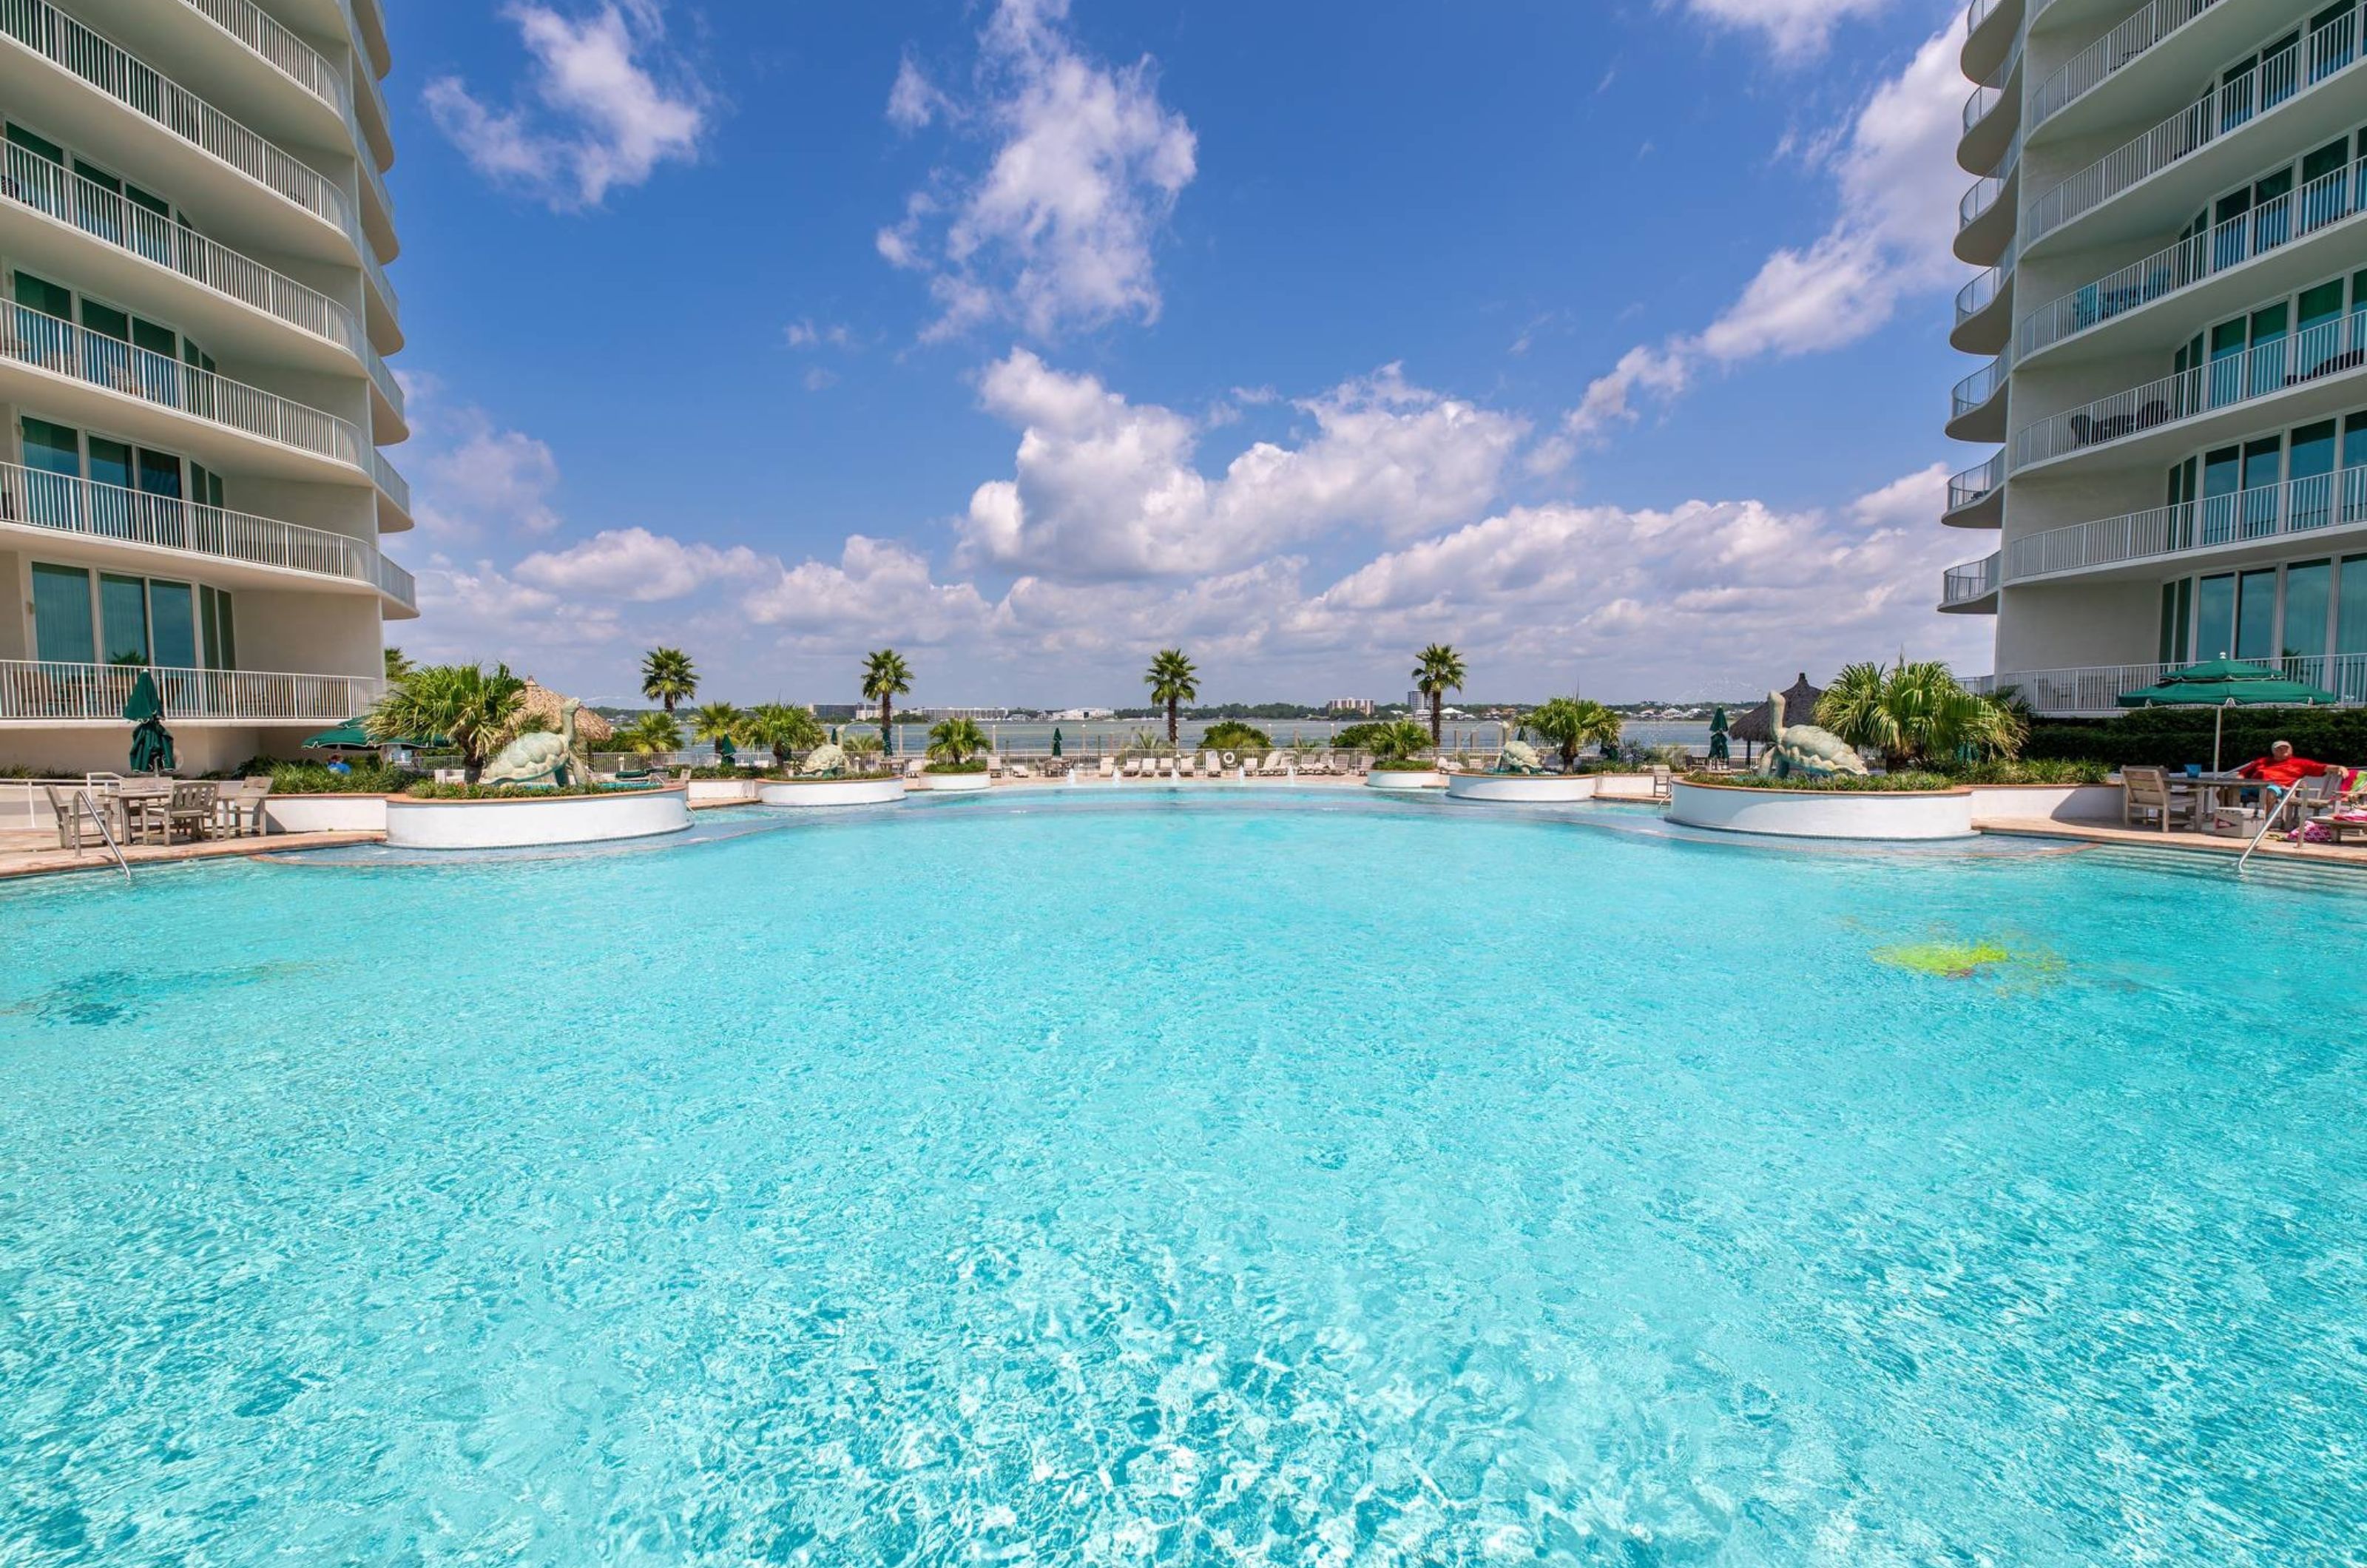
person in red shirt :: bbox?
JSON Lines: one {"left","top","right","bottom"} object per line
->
{"left": 2235, "top": 740, "right": 2329, "bottom": 788}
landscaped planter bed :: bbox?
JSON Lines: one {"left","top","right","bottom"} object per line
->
{"left": 1668, "top": 779, "right": 1975, "bottom": 840}
{"left": 1365, "top": 768, "right": 1448, "bottom": 791}
{"left": 757, "top": 777, "right": 908, "bottom": 808}
{"left": 914, "top": 771, "right": 993, "bottom": 792}
{"left": 383, "top": 787, "right": 690, "bottom": 849}
{"left": 263, "top": 794, "right": 391, "bottom": 834}
{"left": 1442, "top": 772, "right": 1598, "bottom": 803}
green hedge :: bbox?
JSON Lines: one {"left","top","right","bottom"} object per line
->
{"left": 923, "top": 760, "right": 989, "bottom": 774}
{"left": 405, "top": 781, "right": 659, "bottom": 800}
{"left": 2025, "top": 709, "right": 2367, "bottom": 767}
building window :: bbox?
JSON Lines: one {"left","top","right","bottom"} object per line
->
{"left": 2198, "top": 573, "right": 2237, "bottom": 658}
{"left": 2284, "top": 559, "right": 2333, "bottom": 657}
{"left": 30, "top": 562, "right": 92, "bottom": 663}
{"left": 2159, "top": 578, "right": 2194, "bottom": 663}
{"left": 2235, "top": 570, "right": 2280, "bottom": 660}
{"left": 98, "top": 573, "right": 148, "bottom": 665}
{"left": 149, "top": 581, "right": 197, "bottom": 669}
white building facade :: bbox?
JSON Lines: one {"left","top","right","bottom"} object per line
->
{"left": 0, "top": 0, "right": 406, "bottom": 773}
{"left": 1943, "top": 0, "right": 2367, "bottom": 714}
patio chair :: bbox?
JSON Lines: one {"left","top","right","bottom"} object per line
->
{"left": 164, "top": 781, "right": 217, "bottom": 843}
{"left": 2120, "top": 766, "right": 2194, "bottom": 832}
{"left": 216, "top": 777, "right": 273, "bottom": 837}
{"left": 1650, "top": 764, "right": 1674, "bottom": 801}
{"left": 1096, "top": 757, "right": 1115, "bottom": 780}
{"left": 41, "top": 784, "right": 101, "bottom": 852}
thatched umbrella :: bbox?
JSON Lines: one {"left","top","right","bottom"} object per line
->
{"left": 1726, "top": 673, "right": 1823, "bottom": 763}
{"left": 515, "top": 677, "right": 614, "bottom": 745}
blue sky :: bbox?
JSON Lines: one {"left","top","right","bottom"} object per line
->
{"left": 388, "top": 0, "right": 1991, "bottom": 705}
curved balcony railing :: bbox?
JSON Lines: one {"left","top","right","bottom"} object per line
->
{"left": 1956, "top": 255, "right": 2015, "bottom": 328}
{"left": 1959, "top": 132, "right": 2022, "bottom": 231}
{"left": 2030, "top": 0, "right": 2224, "bottom": 128}
{"left": 1949, "top": 451, "right": 2005, "bottom": 513}
{"left": 2006, "top": 463, "right": 2367, "bottom": 581}
{"left": 2027, "top": 7, "right": 2365, "bottom": 246}
{"left": 2013, "top": 310, "right": 2367, "bottom": 469}
{"left": 1953, "top": 354, "right": 2008, "bottom": 420}
{"left": 371, "top": 447, "right": 409, "bottom": 513}
{"left": 1, "top": 142, "right": 364, "bottom": 360}
{"left": 178, "top": 0, "right": 345, "bottom": 121}
{"left": 2018, "top": 158, "right": 2366, "bottom": 360}
{"left": 1963, "top": 33, "right": 2023, "bottom": 134}
{"left": 1, "top": 304, "right": 366, "bottom": 468}
{"left": 0, "top": 0, "right": 360, "bottom": 250}
{"left": 1942, "top": 553, "right": 2002, "bottom": 605}
{"left": 1990, "top": 656, "right": 2367, "bottom": 712}
{"left": 365, "top": 345, "right": 403, "bottom": 422}
{"left": 0, "top": 459, "right": 413, "bottom": 606}
{"left": 0, "top": 659, "right": 379, "bottom": 722}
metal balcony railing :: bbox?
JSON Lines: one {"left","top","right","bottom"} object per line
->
{"left": 2019, "top": 159, "right": 2367, "bottom": 359}
{"left": 1956, "top": 254, "right": 2015, "bottom": 328}
{"left": 0, "top": 303, "right": 366, "bottom": 467}
{"left": 1953, "top": 354, "right": 2008, "bottom": 419}
{"left": 0, "top": 142, "right": 365, "bottom": 359}
{"left": 0, "top": 659, "right": 379, "bottom": 721}
{"left": 1959, "top": 129, "right": 2022, "bottom": 230}
{"left": 1949, "top": 451, "right": 2006, "bottom": 513}
{"left": 365, "top": 344, "right": 403, "bottom": 422}
{"left": 1942, "top": 553, "right": 2002, "bottom": 604}
{"left": 2030, "top": 0, "right": 2228, "bottom": 127}
{"left": 178, "top": 0, "right": 345, "bottom": 121}
{"left": 370, "top": 447, "right": 409, "bottom": 513}
{"left": 2026, "top": 6, "right": 2366, "bottom": 246}
{"left": 2005, "top": 463, "right": 2367, "bottom": 580}
{"left": 0, "top": 459, "right": 413, "bottom": 606}
{"left": 1990, "top": 656, "right": 2367, "bottom": 712}
{"left": 2013, "top": 309, "right": 2367, "bottom": 469}
{"left": 1963, "top": 33, "right": 2023, "bottom": 135}
{"left": 0, "top": 0, "right": 361, "bottom": 251}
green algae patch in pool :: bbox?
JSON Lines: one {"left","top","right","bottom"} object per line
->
{"left": 1873, "top": 939, "right": 2011, "bottom": 979}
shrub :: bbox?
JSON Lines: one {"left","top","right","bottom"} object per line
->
{"left": 2023, "top": 708, "right": 2367, "bottom": 767}
{"left": 255, "top": 759, "right": 419, "bottom": 794}
{"left": 923, "top": 760, "right": 989, "bottom": 774}
{"left": 1200, "top": 720, "right": 1272, "bottom": 751}
{"left": 1942, "top": 757, "right": 2111, "bottom": 785}
{"left": 404, "top": 780, "right": 655, "bottom": 800}
{"left": 1371, "top": 757, "right": 1442, "bottom": 772}
{"left": 1684, "top": 770, "right": 1960, "bottom": 792}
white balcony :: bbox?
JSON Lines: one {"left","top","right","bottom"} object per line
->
{"left": 1959, "top": 33, "right": 2022, "bottom": 176}
{"left": 177, "top": 0, "right": 348, "bottom": 125}
{"left": 0, "top": 303, "right": 366, "bottom": 472}
{"left": 2024, "top": 8, "right": 2366, "bottom": 253}
{"left": 0, "top": 459, "right": 413, "bottom": 612}
{"left": 2005, "top": 464, "right": 2367, "bottom": 583}
{"left": 0, "top": 0, "right": 364, "bottom": 263}
{"left": 1987, "top": 656, "right": 2367, "bottom": 713}
{"left": 371, "top": 447, "right": 411, "bottom": 527}
{"left": 2028, "top": 0, "right": 2245, "bottom": 132}
{"left": 1948, "top": 352, "right": 2010, "bottom": 442}
{"left": 0, "top": 660, "right": 379, "bottom": 723}
{"left": 2012, "top": 311, "right": 2367, "bottom": 472}
{"left": 0, "top": 141, "right": 365, "bottom": 365}
{"left": 1940, "top": 552, "right": 2001, "bottom": 612}
{"left": 1964, "top": 0, "right": 2022, "bottom": 83}
{"left": 1955, "top": 132, "right": 2020, "bottom": 266}
{"left": 1946, "top": 451, "right": 2005, "bottom": 527}
{"left": 1952, "top": 255, "right": 2015, "bottom": 354}
{"left": 365, "top": 342, "right": 405, "bottom": 437}
{"left": 2018, "top": 159, "right": 2367, "bottom": 364}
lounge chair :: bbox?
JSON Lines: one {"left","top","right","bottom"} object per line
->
{"left": 2120, "top": 766, "right": 2195, "bottom": 831}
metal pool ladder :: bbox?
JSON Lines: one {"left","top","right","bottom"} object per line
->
{"left": 76, "top": 788, "right": 130, "bottom": 880}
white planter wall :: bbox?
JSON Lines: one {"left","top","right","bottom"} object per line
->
{"left": 263, "top": 794, "right": 388, "bottom": 834}
{"left": 1442, "top": 773, "right": 1598, "bottom": 803}
{"left": 1964, "top": 783, "right": 2122, "bottom": 822}
{"left": 1668, "top": 780, "right": 1975, "bottom": 840}
{"left": 686, "top": 778, "right": 761, "bottom": 805}
{"left": 1365, "top": 770, "right": 1448, "bottom": 791}
{"left": 758, "top": 777, "right": 908, "bottom": 808}
{"left": 915, "top": 771, "right": 992, "bottom": 792}
{"left": 385, "top": 788, "right": 691, "bottom": 849}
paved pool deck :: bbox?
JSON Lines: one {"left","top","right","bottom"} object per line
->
{"left": 0, "top": 830, "right": 385, "bottom": 881}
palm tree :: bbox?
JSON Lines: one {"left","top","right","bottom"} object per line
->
{"left": 1413, "top": 644, "right": 1467, "bottom": 751}
{"left": 363, "top": 662, "right": 525, "bottom": 782}
{"left": 861, "top": 649, "right": 913, "bottom": 754}
{"left": 614, "top": 711, "right": 683, "bottom": 760}
{"left": 1524, "top": 697, "right": 1624, "bottom": 771}
{"left": 382, "top": 645, "right": 413, "bottom": 683}
{"left": 746, "top": 702, "right": 823, "bottom": 771}
{"left": 1370, "top": 718, "right": 1434, "bottom": 762}
{"left": 689, "top": 700, "right": 746, "bottom": 764}
{"left": 926, "top": 716, "right": 990, "bottom": 766}
{"left": 1144, "top": 648, "right": 1198, "bottom": 746}
{"left": 1816, "top": 660, "right": 2026, "bottom": 770}
{"left": 639, "top": 647, "right": 698, "bottom": 714}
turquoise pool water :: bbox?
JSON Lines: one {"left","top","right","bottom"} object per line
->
{"left": 2, "top": 794, "right": 2362, "bottom": 1564}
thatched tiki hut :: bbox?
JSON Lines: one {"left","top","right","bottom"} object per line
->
{"left": 516, "top": 677, "right": 614, "bottom": 746}
{"left": 1726, "top": 672, "right": 1823, "bottom": 764}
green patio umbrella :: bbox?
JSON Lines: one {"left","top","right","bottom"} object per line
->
{"left": 1050, "top": 726, "right": 1064, "bottom": 757}
{"left": 2116, "top": 657, "right": 2337, "bottom": 771}
{"left": 1708, "top": 705, "right": 1730, "bottom": 763}
{"left": 123, "top": 669, "right": 175, "bottom": 774}
{"left": 306, "top": 718, "right": 448, "bottom": 750}
{"left": 717, "top": 733, "right": 737, "bottom": 765}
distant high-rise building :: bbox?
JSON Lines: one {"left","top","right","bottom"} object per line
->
{"left": 1942, "top": 0, "right": 2367, "bottom": 712}
{"left": 1326, "top": 697, "right": 1373, "bottom": 714}
{"left": 0, "top": 0, "right": 408, "bottom": 771}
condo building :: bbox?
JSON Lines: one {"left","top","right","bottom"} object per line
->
{"left": 1942, "top": 0, "right": 2367, "bottom": 713}
{"left": 0, "top": 0, "right": 406, "bottom": 773}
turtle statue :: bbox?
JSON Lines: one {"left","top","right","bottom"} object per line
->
{"left": 797, "top": 743, "right": 849, "bottom": 779}
{"left": 1494, "top": 738, "right": 1544, "bottom": 775}
{"left": 482, "top": 697, "right": 586, "bottom": 786}
{"left": 1763, "top": 688, "right": 1867, "bottom": 779}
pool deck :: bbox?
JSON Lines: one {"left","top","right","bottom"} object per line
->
{"left": 0, "top": 829, "right": 385, "bottom": 881}
{"left": 1975, "top": 816, "right": 2367, "bottom": 867}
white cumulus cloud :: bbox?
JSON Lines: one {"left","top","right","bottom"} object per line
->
{"left": 1674, "top": 0, "right": 1896, "bottom": 61}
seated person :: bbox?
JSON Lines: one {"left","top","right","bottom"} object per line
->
{"left": 2235, "top": 740, "right": 2329, "bottom": 788}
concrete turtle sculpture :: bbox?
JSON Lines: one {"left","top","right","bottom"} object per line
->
{"left": 482, "top": 697, "right": 585, "bottom": 787}
{"left": 1763, "top": 688, "right": 1867, "bottom": 779}
{"left": 797, "top": 743, "right": 849, "bottom": 778}
{"left": 1494, "top": 738, "right": 1544, "bottom": 775}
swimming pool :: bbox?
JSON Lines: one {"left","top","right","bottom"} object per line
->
{"left": 3, "top": 794, "right": 2360, "bottom": 1562}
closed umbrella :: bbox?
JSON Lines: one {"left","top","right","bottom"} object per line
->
{"left": 1708, "top": 705, "right": 1730, "bottom": 763}
{"left": 1050, "top": 726, "right": 1064, "bottom": 757}
{"left": 2116, "top": 657, "right": 2337, "bottom": 771}
{"left": 123, "top": 669, "right": 175, "bottom": 774}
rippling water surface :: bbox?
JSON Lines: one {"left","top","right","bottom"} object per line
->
{"left": 2, "top": 794, "right": 2362, "bottom": 1564}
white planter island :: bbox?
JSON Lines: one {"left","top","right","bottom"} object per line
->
{"left": 383, "top": 787, "right": 692, "bottom": 849}
{"left": 757, "top": 777, "right": 908, "bottom": 808}
{"left": 1442, "top": 772, "right": 1598, "bottom": 803}
{"left": 1667, "top": 780, "right": 1976, "bottom": 840}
